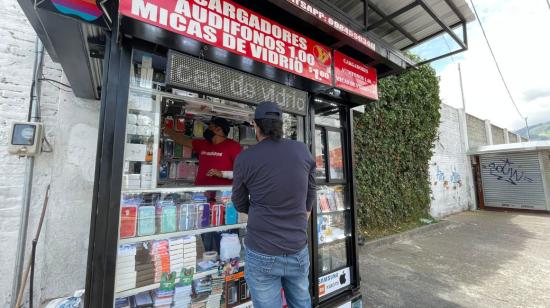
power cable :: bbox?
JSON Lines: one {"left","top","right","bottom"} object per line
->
{"left": 469, "top": 0, "right": 524, "bottom": 120}
{"left": 40, "top": 78, "right": 72, "bottom": 92}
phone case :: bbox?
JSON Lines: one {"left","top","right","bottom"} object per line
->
{"left": 158, "top": 204, "right": 177, "bottom": 234}
{"left": 120, "top": 205, "right": 137, "bottom": 238}
{"left": 179, "top": 204, "right": 196, "bottom": 231}
{"left": 138, "top": 206, "right": 156, "bottom": 236}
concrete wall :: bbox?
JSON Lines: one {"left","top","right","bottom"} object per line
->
{"left": 508, "top": 131, "right": 518, "bottom": 143}
{"left": 429, "top": 104, "right": 473, "bottom": 218}
{"left": 466, "top": 114, "right": 487, "bottom": 147}
{"left": 0, "top": 0, "right": 99, "bottom": 305}
{"left": 491, "top": 125, "right": 506, "bottom": 145}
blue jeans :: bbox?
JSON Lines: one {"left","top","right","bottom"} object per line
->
{"left": 245, "top": 246, "right": 311, "bottom": 308}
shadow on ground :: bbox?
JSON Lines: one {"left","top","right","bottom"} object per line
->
{"left": 359, "top": 211, "right": 550, "bottom": 308}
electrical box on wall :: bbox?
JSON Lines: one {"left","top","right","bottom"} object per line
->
{"left": 8, "top": 122, "right": 44, "bottom": 156}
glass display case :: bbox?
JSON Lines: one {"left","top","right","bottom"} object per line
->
{"left": 113, "top": 48, "right": 306, "bottom": 308}
{"left": 313, "top": 98, "right": 357, "bottom": 302}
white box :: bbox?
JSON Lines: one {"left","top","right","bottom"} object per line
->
{"left": 124, "top": 144, "right": 147, "bottom": 162}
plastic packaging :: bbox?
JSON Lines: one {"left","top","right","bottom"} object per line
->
{"left": 157, "top": 201, "right": 177, "bottom": 234}
{"left": 178, "top": 204, "right": 196, "bottom": 231}
{"left": 220, "top": 233, "right": 241, "bottom": 261}
{"left": 120, "top": 205, "right": 137, "bottom": 238}
{"left": 175, "top": 116, "right": 185, "bottom": 132}
{"left": 225, "top": 202, "right": 238, "bottom": 225}
{"left": 210, "top": 204, "right": 225, "bottom": 226}
{"left": 137, "top": 206, "right": 156, "bottom": 236}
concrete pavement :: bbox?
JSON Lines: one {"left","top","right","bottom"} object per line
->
{"left": 359, "top": 211, "right": 550, "bottom": 308}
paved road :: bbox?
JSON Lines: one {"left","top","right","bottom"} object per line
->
{"left": 359, "top": 211, "right": 550, "bottom": 308}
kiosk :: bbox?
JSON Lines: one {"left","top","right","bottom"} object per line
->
{"left": 16, "top": 0, "right": 474, "bottom": 307}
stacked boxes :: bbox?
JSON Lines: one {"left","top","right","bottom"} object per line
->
{"left": 151, "top": 240, "right": 170, "bottom": 283}
{"left": 207, "top": 277, "right": 224, "bottom": 308}
{"left": 173, "top": 284, "right": 193, "bottom": 308}
{"left": 183, "top": 236, "right": 197, "bottom": 273}
{"left": 140, "top": 164, "right": 153, "bottom": 189}
{"left": 123, "top": 174, "right": 142, "bottom": 190}
{"left": 135, "top": 243, "right": 155, "bottom": 288}
{"left": 169, "top": 237, "right": 185, "bottom": 274}
{"left": 152, "top": 289, "right": 174, "bottom": 308}
{"left": 116, "top": 245, "right": 137, "bottom": 292}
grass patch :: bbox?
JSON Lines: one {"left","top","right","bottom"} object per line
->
{"left": 361, "top": 216, "right": 437, "bottom": 241}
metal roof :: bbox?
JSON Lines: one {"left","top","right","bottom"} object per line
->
{"left": 468, "top": 141, "right": 550, "bottom": 155}
{"left": 322, "top": 0, "right": 475, "bottom": 64}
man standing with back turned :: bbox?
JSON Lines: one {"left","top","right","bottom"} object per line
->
{"left": 232, "top": 101, "right": 316, "bottom": 308}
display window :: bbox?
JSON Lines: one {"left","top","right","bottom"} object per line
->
{"left": 313, "top": 98, "right": 354, "bottom": 298}
{"left": 115, "top": 48, "right": 305, "bottom": 307}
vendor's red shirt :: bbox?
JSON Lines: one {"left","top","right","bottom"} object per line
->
{"left": 192, "top": 139, "right": 242, "bottom": 186}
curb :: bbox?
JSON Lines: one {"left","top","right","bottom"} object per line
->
{"left": 361, "top": 220, "right": 453, "bottom": 251}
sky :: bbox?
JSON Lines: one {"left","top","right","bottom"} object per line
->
{"left": 413, "top": 0, "right": 550, "bottom": 132}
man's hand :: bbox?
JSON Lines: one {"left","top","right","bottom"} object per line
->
{"left": 164, "top": 126, "right": 192, "bottom": 148}
{"left": 207, "top": 169, "right": 223, "bottom": 178}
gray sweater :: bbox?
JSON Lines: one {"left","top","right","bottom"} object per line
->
{"left": 232, "top": 138, "right": 317, "bottom": 255}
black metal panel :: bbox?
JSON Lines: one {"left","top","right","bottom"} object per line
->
{"left": 16, "top": 0, "right": 59, "bottom": 61}
{"left": 35, "top": 9, "right": 98, "bottom": 99}
{"left": 85, "top": 20, "right": 132, "bottom": 307}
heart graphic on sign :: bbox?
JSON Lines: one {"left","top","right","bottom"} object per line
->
{"left": 313, "top": 45, "right": 332, "bottom": 66}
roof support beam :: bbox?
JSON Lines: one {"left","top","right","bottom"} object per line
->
{"left": 402, "top": 20, "right": 463, "bottom": 50}
{"left": 414, "top": 46, "right": 466, "bottom": 66}
{"left": 363, "top": 0, "right": 369, "bottom": 28}
{"left": 417, "top": 0, "right": 466, "bottom": 49}
{"left": 442, "top": 0, "right": 466, "bottom": 21}
{"left": 367, "top": 2, "right": 420, "bottom": 31}
{"left": 367, "top": 2, "right": 418, "bottom": 44}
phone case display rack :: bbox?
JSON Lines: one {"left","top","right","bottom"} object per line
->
{"left": 116, "top": 56, "right": 254, "bottom": 308}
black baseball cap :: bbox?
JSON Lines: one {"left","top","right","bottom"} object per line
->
{"left": 255, "top": 101, "right": 282, "bottom": 120}
{"left": 210, "top": 117, "right": 230, "bottom": 135}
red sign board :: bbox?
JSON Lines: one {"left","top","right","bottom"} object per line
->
{"left": 119, "top": 0, "right": 333, "bottom": 85}
{"left": 333, "top": 51, "right": 378, "bottom": 100}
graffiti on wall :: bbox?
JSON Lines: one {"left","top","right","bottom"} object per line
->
{"left": 485, "top": 158, "right": 534, "bottom": 185}
{"left": 432, "top": 165, "right": 462, "bottom": 190}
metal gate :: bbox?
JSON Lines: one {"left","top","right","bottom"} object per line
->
{"left": 479, "top": 152, "right": 548, "bottom": 210}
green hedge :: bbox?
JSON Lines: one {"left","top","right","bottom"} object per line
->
{"left": 354, "top": 64, "right": 441, "bottom": 232}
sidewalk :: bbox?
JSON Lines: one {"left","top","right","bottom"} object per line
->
{"left": 359, "top": 211, "right": 550, "bottom": 308}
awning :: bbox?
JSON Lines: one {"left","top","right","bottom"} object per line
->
{"left": 18, "top": 0, "right": 474, "bottom": 99}
{"left": 16, "top": 0, "right": 105, "bottom": 99}
{"left": 468, "top": 141, "right": 550, "bottom": 155}
{"left": 311, "top": 0, "right": 475, "bottom": 65}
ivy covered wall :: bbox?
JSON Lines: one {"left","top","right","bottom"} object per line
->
{"left": 354, "top": 64, "right": 441, "bottom": 234}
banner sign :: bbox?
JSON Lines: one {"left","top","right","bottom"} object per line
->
{"left": 334, "top": 51, "right": 378, "bottom": 100}
{"left": 285, "top": 0, "right": 376, "bottom": 51}
{"left": 318, "top": 267, "right": 351, "bottom": 297}
{"left": 35, "top": 0, "right": 112, "bottom": 28}
{"left": 166, "top": 50, "right": 308, "bottom": 115}
{"left": 119, "top": 0, "right": 333, "bottom": 85}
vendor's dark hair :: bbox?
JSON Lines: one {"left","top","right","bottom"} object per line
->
{"left": 255, "top": 118, "right": 283, "bottom": 141}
